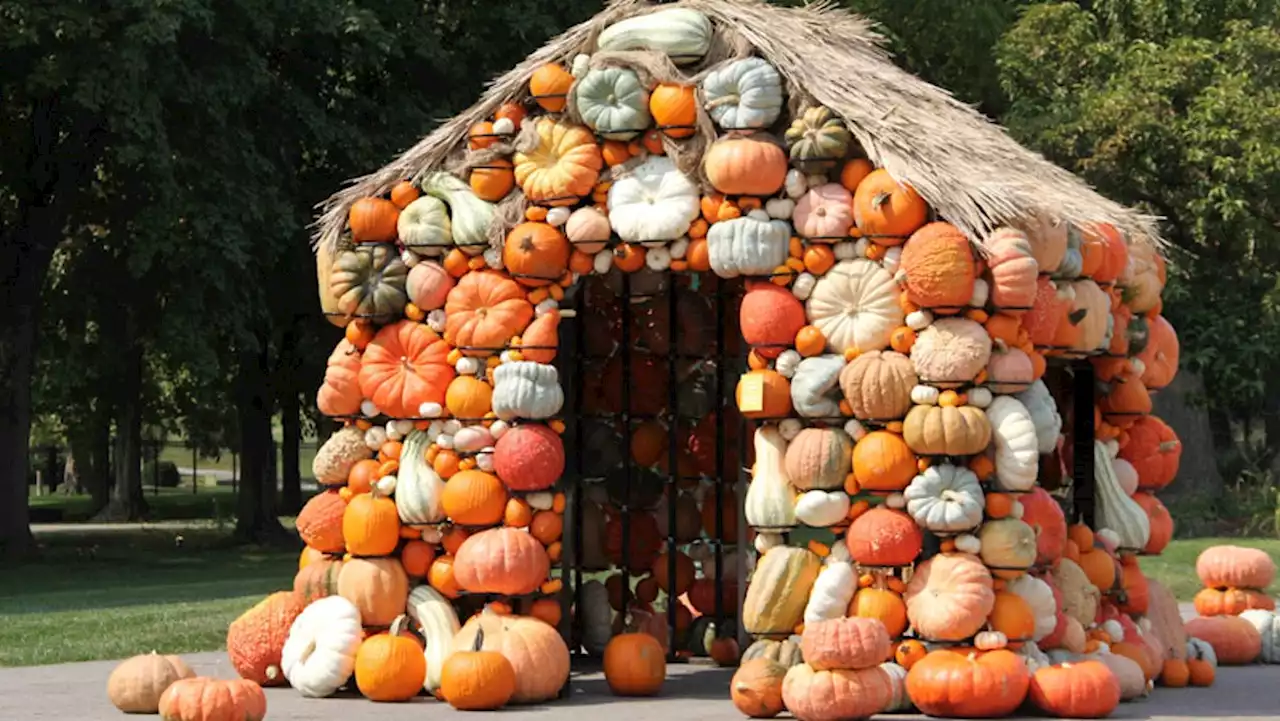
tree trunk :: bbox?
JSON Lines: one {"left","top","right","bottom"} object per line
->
{"left": 280, "top": 391, "right": 302, "bottom": 515}
{"left": 97, "top": 316, "right": 148, "bottom": 521}
{"left": 235, "top": 344, "right": 287, "bottom": 543}
{"left": 0, "top": 286, "right": 40, "bottom": 558}
{"left": 1152, "top": 370, "right": 1224, "bottom": 499}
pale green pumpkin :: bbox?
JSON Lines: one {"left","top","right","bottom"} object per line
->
{"left": 572, "top": 67, "right": 651, "bottom": 141}
{"left": 595, "top": 8, "right": 713, "bottom": 65}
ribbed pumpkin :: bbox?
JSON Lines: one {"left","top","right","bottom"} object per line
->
{"left": 845, "top": 507, "right": 923, "bottom": 567}
{"left": 493, "top": 423, "right": 564, "bottom": 492}
{"left": 227, "top": 591, "right": 305, "bottom": 686}
{"left": 801, "top": 617, "right": 892, "bottom": 671}
{"left": 1196, "top": 545, "right": 1277, "bottom": 590}
{"left": 838, "top": 350, "right": 917, "bottom": 421}
{"left": 984, "top": 227, "right": 1040, "bottom": 312}
{"left": 1193, "top": 587, "right": 1275, "bottom": 617}
{"left": 454, "top": 527, "right": 551, "bottom": 596}
{"left": 294, "top": 557, "right": 342, "bottom": 603}
{"left": 316, "top": 339, "right": 363, "bottom": 417}
{"left": 442, "top": 470, "right": 508, "bottom": 526}
{"left": 741, "top": 283, "right": 807, "bottom": 359}
{"left": 743, "top": 547, "right": 822, "bottom": 636}
{"left": 782, "top": 664, "right": 892, "bottom": 721}
{"left": 1021, "top": 215, "right": 1069, "bottom": 274}
{"left": 851, "top": 431, "right": 917, "bottom": 491}
{"left": 704, "top": 135, "right": 788, "bottom": 196}
{"left": 906, "top": 648, "right": 1030, "bottom": 718}
{"left": 343, "top": 492, "right": 401, "bottom": 557}
{"left": 978, "top": 518, "right": 1038, "bottom": 579}
{"left": 1184, "top": 616, "right": 1263, "bottom": 665}
{"left": 1118, "top": 415, "right": 1181, "bottom": 490}
{"left": 445, "top": 375, "right": 493, "bottom": 420}
{"left": 1087, "top": 223, "right": 1129, "bottom": 284}
{"left": 898, "top": 222, "right": 977, "bottom": 309}
{"left": 1019, "top": 486, "right": 1067, "bottom": 565}
{"left": 295, "top": 490, "right": 347, "bottom": 553}
{"left": 784, "top": 427, "right": 853, "bottom": 491}
{"left": 905, "top": 553, "right": 995, "bottom": 641}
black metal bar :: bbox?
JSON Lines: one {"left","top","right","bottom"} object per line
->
{"left": 666, "top": 276, "right": 680, "bottom": 660}
{"left": 619, "top": 270, "right": 633, "bottom": 616}
{"left": 570, "top": 285, "right": 586, "bottom": 665}
{"left": 713, "top": 277, "right": 727, "bottom": 637}
{"left": 1071, "top": 360, "right": 1096, "bottom": 528}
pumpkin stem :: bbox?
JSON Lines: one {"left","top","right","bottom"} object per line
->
{"left": 871, "top": 191, "right": 891, "bottom": 209}
{"left": 473, "top": 626, "right": 486, "bottom": 653}
{"left": 389, "top": 614, "right": 409, "bottom": 638}
{"left": 1068, "top": 308, "right": 1088, "bottom": 325}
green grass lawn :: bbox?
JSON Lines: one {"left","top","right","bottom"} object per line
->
{"left": 1138, "top": 536, "right": 1280, "bottom": 601}
{"left": 0, "top": 528, "right": 299, "bottom": 667}
{"left": 29, "top": 487, "right": 242, "bottom": 523}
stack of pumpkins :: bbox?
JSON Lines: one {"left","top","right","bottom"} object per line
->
{"left": 1185, "top": 545, "right": 1279, "bottom": 666}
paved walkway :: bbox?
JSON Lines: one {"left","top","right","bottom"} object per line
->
{"left": 3, "top": 649, "right": 1278, "bottom": 720}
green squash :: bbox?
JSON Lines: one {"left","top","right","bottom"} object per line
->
{"left": 329, "top": 244, "right": 408, "bottom": 323}
{"left": 785, "top": 106, "right": 852, "bottom": 164}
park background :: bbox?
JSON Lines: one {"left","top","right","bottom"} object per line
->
{"left": 2, "top": 0, "right": 1279, "bottom": 666}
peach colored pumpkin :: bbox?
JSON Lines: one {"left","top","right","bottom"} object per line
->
{"left": 316, "top": 339, "right": 363, "bottom": 417}
{"left": 1137, "top": 314, "right": 1179, "bottom": 389}
{"left": 898, "top": 222, "right": 976, "bottom": 309}
{"left": 781, "top": 664, "right": 892, "bottom": 721}
{"left": 406, "top": 261, "right": 454, "bottom": 311}
{"left": 1021, "top": 215, "right": 1069, "bottom": 275}
{"left": 904, "top": 553, "right": 995, "bottom": 641}
{"left": 703, "top": 135, "right": 788, "bottom": 196}
{"left": 1184, "top": 615, "right": 1263, "bottom": 665}
{"left": 984, "top": 227, "right": 1040, "bottom": 312}
{"left": 1023, "top": 277, "right": 1072, "bottom": 348}
{"left": 793, "top": 184, "right": 854, "bottom": 240}
{"left": 1196, "top": 545, "right": 1277, "bottom": 590}
{"left": 800, "top": 617, "right": 892, "bottom": 671}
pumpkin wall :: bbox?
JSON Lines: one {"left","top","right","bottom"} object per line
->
{"left": 227, "top": 2, "right": 1221, "bottom": 713}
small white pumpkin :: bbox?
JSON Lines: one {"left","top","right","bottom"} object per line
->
{"left": 790, "top": 354, "right": 846, "bottom": 418}
{"left": 910, "top": 385, "right": 940, "bottom": 405}
{"left": 766, "top": 197, "right": 795, "bottom": 220}
{"left": 645, "top": 246, "right": 672, "bottom": 271}
{"left": 607, "top": 156, "right": 700, "bottom": 244}
{"left": 975, "top": 631, "right": 1008, "bottom": 650}
{"left": 803, "top": 561, "right": 856, "bottom": 623}
{"left": 794, "top": 489, "right": 850, "bottom": 528}
{"left": 491, "top": 362, "right": 564, "bottom": 421}
{"left": 905, "top": 309, "right": 934, "bottom": 330}
{"left": 791, "top": 272, "right": 816, "bottom": 300}
{"left": 833, "top": 241, "right": 858, "bottom": 260}
{"left": 903, "top": 464, "right": 984, "bottom": 533}
{"left": 778, "top": 418, "right": 803, "bottom": 441}
{"left": 755, "top": 531, "right": 786, "bottom": 554}
{"left": 954, "top": 533, "right": 982, "bottom": 555}
{"left": 844, "top": 418, "right": 868, "bottom": 441}
{"left": 775, "top": 349, "right": 802, "bottom": 378}
{"left": 281, "top": 596, "right": 363, "bottom": 697}
{"left": 669, "top": 237, "right": 689, "bottom": 259}
{"left": 969, "top": 278, "right": 990, "bottom": 308}
{"left": 968, "top": 386, "right": 994, "bottom": 409}
{"left": 1239, "top": 610, "right": 1279, "bottom": 663}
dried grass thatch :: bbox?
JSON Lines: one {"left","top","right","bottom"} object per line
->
{"left": 313, "top": 0, "right": 1163, "bottom": 254}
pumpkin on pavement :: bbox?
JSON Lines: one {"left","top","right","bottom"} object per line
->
{"left": 107, "top": 653, "right": 195, "bottom": 714}
{"left": 226, "top": 591, "right": 305, "bottom": 686}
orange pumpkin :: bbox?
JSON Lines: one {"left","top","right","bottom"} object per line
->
{"left": 1132, "top": 491, "right": 1173, "bottom": 554}
{"left": 514, "top": 118, "right": 603, "bottom": 205}
{"left": 1136, "top": 314, "right": 1179, "bottom": 389}
{"left": 343, "top": 492, "right": 401, "bottom": 556}
{"left": 158, "top": 678, "right": 266, "bottom": 721}
{"left": 337, "top": 557, "right": 409, "bottom": 627}
{"left": 226, "top": 591, "right": 305, "bottom": 686}
{"left": 731, "top": 658, "right": 786, "bottom": 718}
{"left": 604, "top": 633, "right": 666, "bottom": 696}
{"left": 852, "top": 169, "right": 928, "bottom": 243}
{"left": 470, "top": 159, "right": 515, "bottom": 202}
{"left": 400, "top": 540, "right": 436, "bottom": 578}
{"left": 444, "top": 271, "right": 534, "bottom": 357}
{"left": 519, "top": 309, "right": 560, "bottom": 364}
{"left": 840, "top": 158, "right": 874, "bottom": 193}
{"left": 454, "top": 527, "right": 551, "bottom": 596}
{"left": 358, "top": 321, "right": 454, "bottom": 418}
{"left": 1193, "top": 587, "right": 1276, "bottom": 617}
{"left": 504, "top": 222, "right": 570, "bottom": 288}
{"left": 529, "top": 63, "right": 574, "bottom": 112}
{"left": 740, "top": 283, "right": 806, "bottom": 359}
{"left": 649, "top": 83, "right": 697, "bottom": 139}
{"left": 348, "top": 197, "right": 400, "bottom": 243}
{"left": 389, "top": 181, "right": 420, "bottom": 209}
{"left": 1028, "top": 660, "right": 1121, "bottom": 718}
{"left": 735, "top": 369, "right": 792, "bottom": 419}
{"left": 703, "top": 135, "right": 788, "bottom": 196}
{"left": 851, "top": 431, "right": 916, "bottom": 492}
{"left": 1118, "top": 415, "right": 1181, "bottom": 491}
{"left": 355, "top": 616, "right": 427, "bottom": 702}
{"left": 441, "top": 470, "right": 508, "bottom": 526}
{"left": 848, "top": 586, "right": 908, "bottom": 638}
{"left": 445, "top": 375, "right": 493, "bottom": 420}
{"left": 295, "top": 490, "right": 348, "bottom": 553}
{"left": 898, "top": 222, "right": 977, "bottom": 308}
{"left": 316, "top": 339, "right": 363, "bottom": 417}
{"left": 906, "top": 649, "right": 1030, "bottom": 718}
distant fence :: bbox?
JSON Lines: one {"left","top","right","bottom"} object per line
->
{"left": 27, "top": 439, "right": 325, "bottom": 497}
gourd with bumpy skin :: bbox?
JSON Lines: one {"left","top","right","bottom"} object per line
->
{"left": 607, "top": 156, "right": 699, "bottom": 244}
{"left": 491, "top": 362, "right": 563, "bottom": 421}
{"left": 573, "top": 67, "right": 651, "bottom": 141}
{"left": 806, "top": 259, "right": 903, "bottom": 354}
{"left": 1016, "top": 380, "right": 1062, "bottom": 454}
{"left": 595, "top": 7, "right": 712, "bottom": 64}
{"left": 785, "top": 427, "right": 853, "bottom": 491}
{"left": 313, "top": 427, "right": 374, "bottom": 486}
{"left": 910, "top": 318, "right": 992, "bottom": 387}
{"left": 903, "top": 464, "right": 984, "bottom": 533}
{"left": 897, "top": 222, "right": 977, "bottom": 309}
{"left": 227, "top": 591, "right": 304, "bottom": 686}
{"left": 801, "top": 616, "right": 892, "bottom": 671}
{"left": 397, "top": 196, "right": 452, "bottom": 253}
{"left": 1055, "top": 559, "right": 1100, "bottom": 628}
{"left": 746, "top": 426, "right": 798, "bottom": 530}
{"left": 785, "top": 107, "right": 852, "bottom": 165}
{"left": 804, "top": 561, "right": 857, "bottom": 624}
{"left": 743, "top": 547, "right": 822, "bottom": 636}
{"left": 420, "top": 172, "right": 497, "bottom": 255}
{"left": 407, "top": 585, "right": 462, "bottom": 693}
{"left": 702, "top": 57, "right": 784, "bottom": 131}
{"left": 330, "top": 245, "right": 409, "bottom": 323}
{"left": 1094, "top": 440, "right": 1150, "bottom": 552}
{"left": 782, "top": 664, "right": 892, "bottom": 721}
{"left": 395, "top": 430, "right": 446, "bottom": 524}
{"left": 790, "top": 354, "right": 845, "bottom": 418}
{"left": 902, "top": 405, "right": 992, "bottom": 457}
{"left": 986, "top": 396, "right": 1040, "bottom": 491}
{"left": 707, "top": 212, "right": 791, "bottom": 278}
{"left": 282, "top": 596, "right": 364, "bottom": 698}
{"left": 838, "top": 350, "right": 916, "bottom": 421}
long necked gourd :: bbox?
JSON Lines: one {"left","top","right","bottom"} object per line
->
{"left": 745, "top": 425, "right": 798, "bottom": 530}
{"left": 1094, "top": 440, "right": 1150, "bottom": 551}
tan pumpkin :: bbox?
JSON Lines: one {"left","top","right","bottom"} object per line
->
{"left": 784, "top": 427, "right": 854, "bottom": 491}
{"left": 744, "top": 547, "right": 822, "bottom": 636}
{"left": 513, "top": 118, "right": 604, "bottom": 205}
{"left": 978, "top": 518, "right": 1038, "bottom": 579}
{"left": 781, "top": 664, "right": 892, "bottom": 721}
{"left": 904, "top": 553, "right": 995, "bottom": 641}
{"left": 1068, "top": 279, "right": 1110, "bottom": 353}
{"left": 838, "top": 350, "right": 917, "bottom": 421}
{"left": 910, "top": 318, "right": 992, "bottom": 387}
{"left": 337, "top": 557, "right": 409, "bottom": 627}
{"left": 902, "top": 404, "right": 992, "bottom": 457}
{"left": 898, "top": 222, "right": 977, "bottom": 309}
{"left": 1019, "top": 214, "right": 1069, "bottom": 274}
{"left": 451, "top": 608, "right": 571, "bottom": 703}
{"left": 107, "top": 653, "right": 196, "bottom": 713}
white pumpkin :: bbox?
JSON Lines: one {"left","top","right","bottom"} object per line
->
{"left": 792, "top": 184, "right": 853, "bottom": 240}
{"left": 406, "top": 585, "right": 461, "bottom": 693}
{"left": 910, "top": 385, "right": 940, "bottom": 405}
{"left": 595, "top": 8, "right": 713, "bottom": 64}
{"left": 745, "top": 425, "right": 798, "bottom": 529}
{"left": 775, "top": 349, "right": 802, "bottom": 378}
{"left": 1097, "top": 652, "right": 1148, "bottom": 700}
{"left": 880, "top": 662, "right": 912, "bottom": 712}
{"left": 491, "top": 362, "right": 564, "bottom": 421}
{"left": 281, "top": 596, "right": 363, "bottom": 698}
{"left": 397, "top": 196, "right": 452, "bottom": 252}
{"left": 1186, "top": 637, "right": 1218, "bottom": 667}
{"left": 1019, "top": 642, "right": 1052, "bottom": 673}
{"left": 794, "top": 489, "right": 850, "bottom": 528}
{"left": 395, "top": 430, "right": 446, "bottom": 524}
{"left": 968, "top": 386, "right": 994, "bottom": 409}
{"left": 572, "top": 67, "right": 651, "bottom": 141}
{"left": 903, "top": 464, "right": 984, "bottom": 533}
{"left": 701, "top": 57, "right": 785, "bottom": 131}
{"left": 1015, "top": 379, "right": 1062, "bottom": 454}
{"left": 607, "top": 156, "right": 700, "bottom": 245}
{"left": 755, "top": 531, "right": 786, "bottom": 554}
{"left": 1239, "top": 610, "right": 1279, "bottom": 663}
{"left": 803, "top": 562, "right": 856, "bottom": 624}
{"left": 986, "top": 396, "right": 1040, "bottom": 492}
{"left": 790, "top": 354, "right": 846, "bottom": 418}
{"left": 1005, "top": 574, "right": 1058, "bottom": 641}
{"left": 1112, "top": 457, "right": 1139, "bottom": 496}
{"left": 910, "top": 318, "right": 992, "bottom": 387}
{"left": 1094, "top": 440, "right": 1150, "bottom": 551}
{"left": 805, "top": 259, "right": 903, "bottom": 354}
{"left": 706, "top": 212, "right": 790, "bottom": 278}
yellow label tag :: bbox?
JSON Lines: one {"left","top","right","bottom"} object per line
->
{"left": 738, "top": 372, "right": 765, "bottom": 413}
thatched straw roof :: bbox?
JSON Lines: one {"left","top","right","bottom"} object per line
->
{"left": 312, "top": 0, "right": 1163, "bottom": 254}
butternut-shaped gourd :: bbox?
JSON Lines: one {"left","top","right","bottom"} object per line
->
{"left": 745, "top": 426, "right": 798, "bottom": 530}
{"left": 596, "top": 8, "right": 713, "bottom": 65}
{"left": 1094, "top": 440, "right": 1150, "bottom": 551}
{"left": 395, "top": 430, "right": 446, "bottom": 524}
{"left": 743, "top": 546, "right": 822, "bottom": 635}
{"left": 406, "top": 585, "right": 461, "bottom": 693}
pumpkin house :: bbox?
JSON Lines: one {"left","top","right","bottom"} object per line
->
{"left": 233, "top": 0, "right": 1208, "bottom": 711}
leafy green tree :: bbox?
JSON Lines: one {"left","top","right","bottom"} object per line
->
{"left": 997, "top": 1, "right": 1280, "bottom": 467}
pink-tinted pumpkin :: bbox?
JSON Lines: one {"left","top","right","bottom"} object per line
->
{"left": 898, "top": 222, "right": 976, "bottom": 309}
{"left": 781, "top": 664, "right": 892, "bottom": 721}
{"left": 800, "top": 617, "right": 892, "bottom": 671}
{"left": 1196, "top": 545, "right": 1276, "bottom": 590}
{"left": 984, "top": 227, "right": 1039, "bottom": 312}
{"left": 492, "top": 423, "right": 564, "bottom": 492}
{"left": 316, "top": 339, "right": 363, "bottom": 417}
{"left": 1184, "top": 616, "right": 1263, "bottom": 665}
{"left": 1022, "top": 215, "right": 1069, "bottom": 275}
{"left": 1020, "top": 486, "right": 1067, "bottom": 566}
{"left": 986, "top": 344, "right": 1034, "bottom": 394}
{"left": 740, "top": 282, "right": 806, "bottom": 359}
{"left": 904, "top": 553, "right": 995, "bottom": 641}
{"left": 1131, "top": 492, "right": 1173, "bottom": 555}
{"left": 793, "top": 184, "right": 854, "bottom": 240}
{"left": 406, "top": 261, "right": 454, "bottom": 311}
